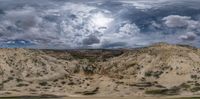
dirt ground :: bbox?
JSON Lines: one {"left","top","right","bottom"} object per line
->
{"left": 56, "top": 96, "right": 192, "bottom": 99}
{"left": 60, "top": 96, "right": 199, "bottom": 99}
{"left": 1, "top": 97, "right": 164, "bottom": 99}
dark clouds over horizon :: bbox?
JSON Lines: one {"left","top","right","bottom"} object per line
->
{"left": 0, "top": 0, "right": 200, "bottom": 49}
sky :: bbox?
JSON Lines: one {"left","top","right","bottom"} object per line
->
{"left": 0, "top": 0, "right": 200, "bottom": 49}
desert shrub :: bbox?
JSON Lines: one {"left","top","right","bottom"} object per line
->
{"left": 82, "top": 65, "right": 96, "bottom": 75}
{"left": 145, "top": 87, "right": 179, "bottom": 95}
{"left": 190, "top": 87, "right": 200, "bottom": 92}
{"left": 155, "top": 84, "right": 166, "bottom": 88}
{"left": 61, "top": 81, "right": 66, "bottom": 84}
{"left": 3, "top": 79, "right": 11, "bottom": 83}
{"left": 145, "top": 89, "right": 169, "bottom": 95}
{"left": 153, "top": 71, "right": 163, "bottom": 78}
{"left": 145, "top": 71, "right": 152, "bottom": 77}
{"left": 29, "top": 89, "right": 37, "bottom": 92}
{"left": 195, "top": 83, "right": 200, "bottom": 86}
{"left": 145, "top": 71, "right": 163, "bottom": 78}
{"left": 16, "top": 83, "right": 29, "bottom": 87}
{"left": 39, "top": 82, "right": 48, "bottom": 86}
{"left": 16, "top": 78, "right": 23, "bottom": 82}
{"left": 36, "top": 86, "right": 40, "bottom": 88}
{"left": 8, "top": 77, "right": 14, "bottom": 80}
{"left": 10, "top": 70, "right": 14, "bottom": 73}
{"left": 180, "top": 83, "right": 191, "bottom": 89}
{"left": 68, "top": 82, "right": 75, "bottom": 85}
{"left": 73, "top": 65, "right": 80, "bottom": 73}
{"left": 191, "top": 75, "right": 200, "bottom": 80}
{"left": 53, "top": 79, "right": 58, "bottom": 82}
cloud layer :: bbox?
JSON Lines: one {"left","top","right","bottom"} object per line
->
{"left": 0, "top": 0, "right": 200, "bottom": 49}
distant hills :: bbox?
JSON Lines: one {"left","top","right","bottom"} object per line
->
{"left": 0, "top": 43, "right": 200, "bottom": 97}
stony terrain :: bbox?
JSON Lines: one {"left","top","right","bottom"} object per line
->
{"left": 0, "top": 43, "right": 200, "bottom": 97}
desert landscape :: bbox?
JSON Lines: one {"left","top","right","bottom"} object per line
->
{"left": 1, "top": 0, "right": 200, "bottom": 99}
{"left": 0, "top": 43, "right": 200, "bottom": 99}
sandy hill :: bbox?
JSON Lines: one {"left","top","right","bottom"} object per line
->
{"left": 0, "top": 43, "right": 200, "bottom": 97}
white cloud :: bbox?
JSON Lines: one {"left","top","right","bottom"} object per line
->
{"left": 187, "top": 20, "right": 200, "bottom": 30}
{"left": 55, "top": 3, "right": 114, "bottom": 48}
{"left": 0, "top": 2, "right": 117, "bottom": 48}
{"left": 96, "top": 22, "right": 141, "bottom": 48}
{"left": 0, "top": 0, "right": 199, "bottom": 48}
{"left": 163, "top": 15, "right": 200, "bottom": 29}
{"left": 119, "top": 23, "right": 140, "bottom": 36}
{"left": 179, "top": 32, "right": 197, "bottom": 41}
{"left": 163, "top": 15, "right": 200, "bottom": 42}
{"left": 119, "top": 0, "right": 169, "bottom": 10}
{"left": 162, "top": 15, "right": 191, "bottom": 28}
{"left": 90, "top": 12, "right": 113, "bottom": 29}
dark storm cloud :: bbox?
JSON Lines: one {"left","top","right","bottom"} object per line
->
{"left": 102, "top": 41, "right": 127, "bottom": 48}
{"left": 82, "top": 35, "right": 100, "bottom": 45}
{"left": 6, "top": 7, "right": 40, "bottom": 29}
{"left": 0, "top": 9, "right": 5, "bottom": 15}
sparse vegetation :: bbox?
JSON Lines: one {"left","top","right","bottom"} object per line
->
{"left": 145, "top": 89, "right": 169, "bottom": 95}
{"left": 191, "top": 75, "right": 198, "bottom": 80}
{"left": 180, "top": 83, "right": 191, "bottom": 90}
{"left": 145, "top": 71, "right": 163, "bottom": 78}
{"left": 146, "top": 89, "right": 176, "bottom": 95}
{"left": 190, "top": 87, "right": 200, "bottom": 92}
{"left": 145, "top": 87, "right": 180, "bottom": 95}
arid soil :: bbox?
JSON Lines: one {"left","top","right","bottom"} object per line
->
{"left": 0, "top": 43, "right": 200, "bottom": 97}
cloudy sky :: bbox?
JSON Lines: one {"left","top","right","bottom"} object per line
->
{"left": 0, "top": 0, "right": 200, "bottom": 49}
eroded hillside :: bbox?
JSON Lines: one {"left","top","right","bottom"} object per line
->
{"left": 0, "top": 43, "right": 200, "bottom": 97}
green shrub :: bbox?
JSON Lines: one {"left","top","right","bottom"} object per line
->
{"left": 145, "top": 87, "right": 179, "bottom": 95}
{"left": 145, "top": 89, "right": 168, "bottom": 95}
